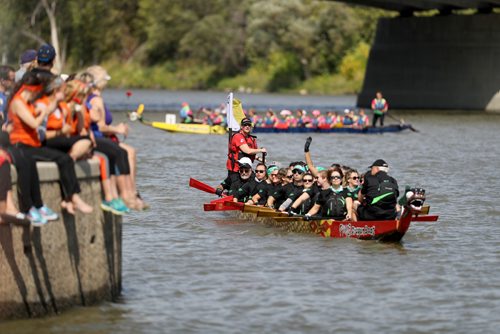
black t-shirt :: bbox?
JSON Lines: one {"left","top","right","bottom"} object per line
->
{"left": 254, "top": 181, "right": 270, "bottom": 205}
{"left": 235, "top": 178, "right": 264, "bottom": 202}
{"left": 315, "top": 187, "right": 348, "bottom": 219}
{"left": 228, "top": 176, "right": 252, "bottom": 197}
{"left": 296, "top": 185, "right": 319, "bottom": 214}
{"left": 272, "top": 183, "right": 303, "bottom": 208}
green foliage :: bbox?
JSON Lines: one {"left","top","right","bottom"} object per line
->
{"left": 339, "top": 41, "right": 370, "bottom": 81}
{"left": 104, "top": 59, "right": 216, "bottom": 90}
{"left": 0, "top": 0, "right": 385, "bottom": 93}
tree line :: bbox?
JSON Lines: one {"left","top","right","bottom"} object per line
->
{"left": 0, "top": 0, "right": 391, "bottom": 94}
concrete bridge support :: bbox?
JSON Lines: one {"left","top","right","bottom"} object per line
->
{"left": 0, "top": 161, "right": 122, "bottom": 320}
{"left": 357, "top": 14, "right": 500, "bottom": 111}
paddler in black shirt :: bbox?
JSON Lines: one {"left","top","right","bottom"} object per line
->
{"left": 356, "top": 159, "right": 399, "bottom": 221}
{"left": 306, "top": 168, "right": 352, "bottom": 220}
{"left": 267, "top": 164, "right": 305, "bottom": 209}
{"left": 235, "top": 162, "right": 267, "bottom": 203}
{"left": 218, "top": 157, "right": 255, "bottom": 197}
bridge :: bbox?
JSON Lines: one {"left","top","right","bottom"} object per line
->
{"left": 340, "top": 0, "right": 500, "bottom": 15}
{"left": 335, "top": 1, "right": 500, "bottom": 111}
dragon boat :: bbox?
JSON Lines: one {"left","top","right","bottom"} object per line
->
{"left": 252, "top": 123, "right": 416, "bottom": 134}
{"left": 190, "top": 178, "right": 439, "bottom": 243}
{"left": 130, "top": 105, "right": 417, "bottom": 135}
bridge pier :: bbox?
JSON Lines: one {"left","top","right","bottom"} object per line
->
{"left": 357, "top": 14, "right": 500, "bottom": 111}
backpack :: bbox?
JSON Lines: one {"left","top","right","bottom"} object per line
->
{"left": 324, "top": 191, "right": 347, "bottom": 219}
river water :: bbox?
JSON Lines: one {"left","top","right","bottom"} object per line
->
{"left": 1, "top": 90, "right": 500, "bottom": 333}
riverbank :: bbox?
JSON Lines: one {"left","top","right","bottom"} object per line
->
{"left": 0, "top": 161, "right": 121, "bottom": 320}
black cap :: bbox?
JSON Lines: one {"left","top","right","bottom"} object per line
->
{"left": 37, "top": 44, "right": 56, "bottom": 64}
{"left": 240, "top": 117, "right": 252, "bottom": 126}
{"left": 369, "top": 159, "right": 388, "bottom": 168}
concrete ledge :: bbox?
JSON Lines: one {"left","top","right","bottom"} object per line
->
{"left": 10, "top": 160, "right": 101, "bottom": 184}
{"left": 0, "top": 160, "right": 122, "bottom": 320}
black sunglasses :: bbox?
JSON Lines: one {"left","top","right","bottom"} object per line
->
{"left": 331, "top": 175, "right": 342, "bottom": 180}
{"left": 255, "top": 170, "right": 266, "bottom": 173}
{"left": 286, "top": 175, "right": 293, "bottom": 179}
{"left": 240, "top": 168, "right": 251, "bottom": 173}
{"left": 303, "top": 179, "right": 314, "bottom": 182}
{"left": 350, "top": 176, "right": 359, "bottom": 180}
{"left": 292, "top": 170, "right": 304, "bottom": 175}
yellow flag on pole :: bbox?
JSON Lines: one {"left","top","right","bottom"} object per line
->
{"left": 232, "top": 98, "right": 245, "bottom": 126}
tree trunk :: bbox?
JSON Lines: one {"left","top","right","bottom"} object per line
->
{"left": 41, "top": 0, "right": 63, "bottom": 73}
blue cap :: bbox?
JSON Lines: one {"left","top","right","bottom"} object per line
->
{"left": 20, "top": 49, "right": 37, "bottom": 64}
{"left": 37, "top": 44, "right": 56, "bottom": 63}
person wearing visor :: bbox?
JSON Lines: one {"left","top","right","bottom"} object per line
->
{"left": 267, "top": 164, "right": 305, "bottom": 209}
{"left": 226, "top": 117, "right": 266, "bottom": 186}
{"left": 356, "top": 159, "right": 399, "bottom": 221}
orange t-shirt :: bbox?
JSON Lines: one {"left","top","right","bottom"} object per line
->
{"left": 8, "top": 87, "right": 41, "bottom": 147}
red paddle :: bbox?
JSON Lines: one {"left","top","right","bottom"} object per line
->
{"left": 189, "top": 177, "right": 223, "bottom": 196}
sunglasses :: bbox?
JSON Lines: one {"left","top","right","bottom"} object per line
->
{"left": 242, "top": 123, "right": 252, "bottom": 127}
{"left": 303, "top": 179, "right": 314, "bottom": 182}
{"left": 255, "top": 170, "right": 266, "bottom": 173}
{"left": 240, "top": 169, "right": 251, "bottom": 173}
{"left": 286, "top": 175, "right": 293, "bottom": 179}
{"left": 293, "top": 170, "right": 304, "bottom": 175}
{"left": 350, "top": 176, "right": 359, "bottom": 180}
{"left": 331, "top": 175, "right": 342, "bottom": 180}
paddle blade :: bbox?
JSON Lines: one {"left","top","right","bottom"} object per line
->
{"left": 412, "top": 215, "right": 439, "bottom": 222}
{"left": 189, "top": 178, "right": 216, "bottom": 194}
{"left": 137, "top": 104, "right": 145, "bottom": 116}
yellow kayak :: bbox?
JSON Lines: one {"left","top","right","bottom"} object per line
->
{"left": 149, "top": 121, "right": 227, "bottom": 135}
{"left": 130, "top": 104, "right": 227, "bottom": 135}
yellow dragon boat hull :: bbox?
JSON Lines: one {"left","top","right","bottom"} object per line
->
{"left": 150, "top": 122, "right": 227, "bottom": 135}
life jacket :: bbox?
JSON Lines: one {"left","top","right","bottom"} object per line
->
{"left": 226, "top": 131, "right": 257, "bottom": 172}
{"left": 372, "top": 98, "right": 387, "bottom": 115}
{"left": 45, "top": 101, "right": 69, "bottom": 131}
{"left": 69, "top": 101, "right": 91, "bottom": 136}
{"left": 8, "top": 85, "right": 42, "bottom": 147}
{"left": 365, "top": 173, "right": 398, "bottom": 209}
{"left": 322, "top": 188, "right": 347, "bottom": 219}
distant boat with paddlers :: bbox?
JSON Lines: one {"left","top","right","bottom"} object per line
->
{"left": 130, "top": 101, "right": 418, "bottom": 135}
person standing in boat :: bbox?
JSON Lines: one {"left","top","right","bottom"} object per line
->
{"left": 371, "top": 91, "right": 388, "bottom": 127}
{"left": 356, "top": 159, "right": 399, "bottom": 221}
{"left": 225, "top": 117, "right": 266, "bottom": 184}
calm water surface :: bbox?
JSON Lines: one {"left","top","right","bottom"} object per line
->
{"left": 1, "top": 91, "right": 500, "bottom": 334}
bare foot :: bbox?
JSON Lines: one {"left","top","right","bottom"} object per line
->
{"left": 72, "top": 196, "right": 93, "bottom": 214}
{"left": 61, "top": 201, "right": 75, "bottom": 215}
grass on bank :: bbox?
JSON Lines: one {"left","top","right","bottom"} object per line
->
{"left": 103, "top": 42, "right": 368, "bottom": 95}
